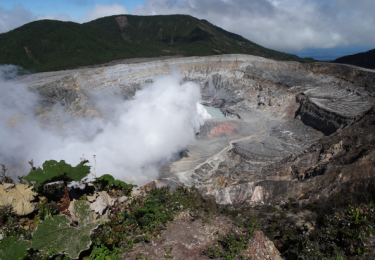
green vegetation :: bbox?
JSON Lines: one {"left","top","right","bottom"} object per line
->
{"left": 334, "top": 48, "right": 375, "bottom": 69}
{"left": 85, "top": 245, "right": 122, "bottom": 260}
{"left": 0, "top": 205, "right": 33, "bottom": 241}
{"left": 1, "top": 164, "right": 13, "bottom": 184}
{"left": 0, "top": 14, "right": 309, "bottom": 72}
{"left": 24, "top": 159, "right": 90, "bottom": 213}
{"left": 24, "top": 160, "right": 90, "bottom": 189}
{"left": 2, "top": 157, "right": 375, "bottom": 259}
{"left": 91, "top": 185, "right": 206, "bottom": 251}
{"left": 264, "top": 191, "right": 375, "bottom": 260}
{"left": 32, "top": 200, "right": 102, "bottom": 259}
{"left": 0, "top": 237, "right": 31, "bottom": 260}
{"left": 91, "top": 174, "right": 136, "bottom": 194}
{"left": 3, "top": 158, "right": 256, "bottom": 260}
{"left": 204, "top": 215, "right": 260, "bottom": 260}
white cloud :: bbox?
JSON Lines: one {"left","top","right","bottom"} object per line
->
{"left": 37, "top": 13, "right": 72, "bottom": 21}
{"left": 0, "top": 5, "right": 35, "bottom": 33}
{"left": 0, "top": 5, "right": 72, "bottom": 33}
{"left": 132, "top": 0, "right": 375, "bottom": 51}
{"left": 82, "top": 3, "right": 128, "bottom": 22}
{"left": 0, "top": 1, "right": 374, "bottom": 52}
{"left": 0, "top": 3, "right": 128, "bottom": 33}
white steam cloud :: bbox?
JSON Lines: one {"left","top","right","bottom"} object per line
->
{"left": 0, "top": 66, "right": 206, "bottom": 185}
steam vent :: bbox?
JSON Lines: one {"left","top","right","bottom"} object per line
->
{"left": 18, "top": 54, "right": 375, "bottom": 206}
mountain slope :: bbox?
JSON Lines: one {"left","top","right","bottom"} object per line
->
{"left": 334, "top": 48, "right": 375, "bottom": 69}
{"left": 0, "top": 14, "right": 306, "bottom": 72}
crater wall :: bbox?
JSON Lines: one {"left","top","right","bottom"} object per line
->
{"left": 18, "top": 54, "right": 375, "bottom": 206}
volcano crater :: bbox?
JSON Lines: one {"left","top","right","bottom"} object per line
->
{"left": 18, "top": 54, "right": 375, "bottom": 207}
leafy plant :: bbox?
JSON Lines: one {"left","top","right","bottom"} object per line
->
{"left": 0, "top": 204, "right": 15, "bottom": 225}
{"left": 0, "top": 236, "right": 31, "bottom": 260}
{"left": 36, "top": 198, "right": 58, "bottom": 221}
{"left": 85, "top": 245, "right": 122, "bottom": 260}
{"left": 91, "top": 174, "right": 136, "bottom": 195}
{"left": 31, "top": 200, "right": 101, "bottom": 259}
{"left": 24, "top": 160, "right": 90, "bottom": 189}
{"left": 164, "top": 246, "right": 174, "bottom": 259}
{"left": 205, "top": 242, "right": 221, "bottom": 258}
{"left": 204, "top": 215, "right": 260, "bottom": 260}
{"left": 268, "top": 191, "right": 375, "bottom": 260}
{"left": 0, "top": 205, "right": 33, "bottom": 240}
{"left": 0, "top": 164, "right": 13, "bottom": 184}
{"left": 24, "top": 160, "right": 90, "bottom": 212}
{"left": 91, "top": 186, "right": 205, "bottom": 251}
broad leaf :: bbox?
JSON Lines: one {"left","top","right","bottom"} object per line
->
{"left": 89, "top": 191, "right": 115, "bottom": 215}
{"left": 31, "top": 200, "right": 101, "bottom": 259}
{"left": 0, "top": 236, "right": 17, "bottom": 250}
{"left": 24, "top": 160, "right": 90, "bottom": 188}
{"left": 0, "top": 184, "right": 36, "bottom": 216}
{"left": 68, "top": 160, "right": 91, "bottom": 182}
{"left": 95, "top": 174, "right": 115, "bottom": 186}
{"left": 92, "top": 174, "right": 136, "bottom": 192}
{"left": 0, "top": 237, "right": 30, "bottom": 260}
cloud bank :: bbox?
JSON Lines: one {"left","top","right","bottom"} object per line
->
{"left": 132, "top": 0, "right": 375, "bottom": 52}
{"left": 0, "top": 5, "right": 35, "bottom": 33}
{"left": 1, "top": 0, "right": 374, "bottom": 53}
{"left": 0, "top": 66, "right": 206, "bottom": 185}
{"left": 82, "top": 3, "right": 128, "bottom": 22}
{"left": 0, "top": 3, "right": 127, "bottom": 33}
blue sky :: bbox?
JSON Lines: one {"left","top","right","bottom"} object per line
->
{"left": 1, "top": 0, "right": 374, "bottom": 60}
{"left": 289, "top": 46, "right": 374, "bottom": 61}
{"left": 1, "top": 0, "right": 145, "bottom": 20}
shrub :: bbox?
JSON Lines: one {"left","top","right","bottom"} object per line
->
{"left": 204, "top": 215, "right": 260, "bottom": 260}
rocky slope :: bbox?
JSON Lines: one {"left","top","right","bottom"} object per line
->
{"left": 122, "top": 211, "right": 282, "bottom": 260}
{"left": 16, "top": 54, "right": 375, "bottom": 210}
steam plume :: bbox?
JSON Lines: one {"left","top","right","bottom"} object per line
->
{"left": 0, "top": 66, "right": 207, "bottom": 185}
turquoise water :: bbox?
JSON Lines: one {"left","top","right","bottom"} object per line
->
{"left": 203, "top": 105, "right": 225, "bottom": 118}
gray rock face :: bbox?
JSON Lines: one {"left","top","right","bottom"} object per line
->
{"left": 17, "top": 54, "right": 375, "bottom": 206}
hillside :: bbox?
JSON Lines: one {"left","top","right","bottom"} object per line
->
{"left": 334, "top": 48, "right": 375, "bottom": 69}
{"left": 0, "top": 14, "right": 306, "bottom": 72}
